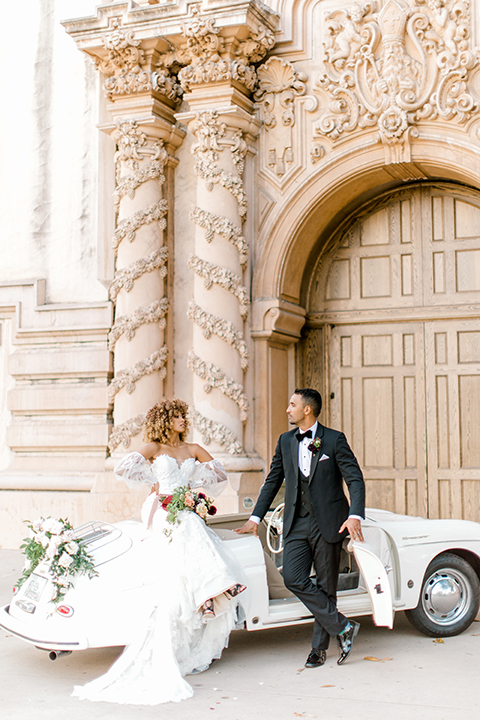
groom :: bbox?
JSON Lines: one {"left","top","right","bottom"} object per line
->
{"left": 236, "top": 388, "right": 365, "bottom": 667}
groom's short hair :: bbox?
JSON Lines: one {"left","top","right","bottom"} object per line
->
{"left": 294, "top": 388, "right": 322, "bottom": 418}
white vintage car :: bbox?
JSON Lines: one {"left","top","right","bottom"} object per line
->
{"left": 1, "top": 506, "right": 480, "bottom": 659}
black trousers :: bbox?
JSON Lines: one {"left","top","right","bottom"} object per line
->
{"left": 282, "top": 514, "right": 348, "bottom": 650}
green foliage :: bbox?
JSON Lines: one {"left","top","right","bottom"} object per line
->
{"left": 16, "top": 517, "right": 98, "bottom": 605}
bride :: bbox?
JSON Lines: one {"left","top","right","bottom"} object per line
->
{"left": 73, "top": 398, "right": 246, "bottom": 705}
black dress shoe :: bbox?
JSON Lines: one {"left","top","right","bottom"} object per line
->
{"left": 305, "top": 649, "right": 327, "bottom": 668}
{"left": 337, "top": 621, "right": 360, "bottom": 665}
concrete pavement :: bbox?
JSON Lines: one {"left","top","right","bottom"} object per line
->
{"left": 1, "top": 549, "right": 479, "bottom": 720}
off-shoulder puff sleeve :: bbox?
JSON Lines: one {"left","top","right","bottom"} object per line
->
{"left": 189, "top": 459, "right": 227, "bottom": 497}
{"left": 114, "top": 452, "right": 156, "bottom": 488}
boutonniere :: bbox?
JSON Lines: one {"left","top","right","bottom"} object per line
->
{"left": 308, "top": 437, "right": 322, "bottom": 454}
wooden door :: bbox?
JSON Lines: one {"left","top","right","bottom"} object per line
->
{"left": 307, "top": 183, "right": 480, "bottom": 522}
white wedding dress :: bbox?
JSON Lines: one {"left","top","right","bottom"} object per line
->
{"left": 73, "top": 453, "right": 243, "bottom": 706}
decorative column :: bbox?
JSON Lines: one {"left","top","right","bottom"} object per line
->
{"left": 64, "top": 16, "right": 185, "bottom": 455}
{"left": 107, "top": 118, "right": 170, "bottom": 454}
{"left": 186, "top": 110, "right": 250, "bottom": 452}
{"left": 176, "top": 7, "right": 275, "bottom": 461}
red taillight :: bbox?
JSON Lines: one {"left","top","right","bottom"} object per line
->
{"left": 13, "top": 587, "right": 18, "bottom": 594}
{"left": 56, "top": 605, "right": 74, "bottom": 617}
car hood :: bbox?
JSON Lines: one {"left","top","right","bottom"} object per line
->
{"left": 365, "top": 508, "right": 480, "bottom": 547}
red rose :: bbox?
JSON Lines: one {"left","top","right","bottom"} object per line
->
{"left": 161, "top": 495, "right": 173, "bottom": 510}
{"left": 198, "top": 492, "right": 206, "bottom": 500}
{"left": 207, "top": 505, "right": 217, "bottom": 516}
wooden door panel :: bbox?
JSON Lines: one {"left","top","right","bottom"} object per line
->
{"left": 425, "top": 320, "right": 480, "bottom": 522}
{"left": 330, "top": 323, "right": 426, "bottom": 516}
{"left": 423, "top": 190, "right": 480, "bottom": 306}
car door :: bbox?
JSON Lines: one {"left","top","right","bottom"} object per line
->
{"left": 351, "top": 526, "right": 395, "bottom": 629}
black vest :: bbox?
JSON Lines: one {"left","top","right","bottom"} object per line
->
{"left": 297, "top": 467, "right": 314, "bottom": 517}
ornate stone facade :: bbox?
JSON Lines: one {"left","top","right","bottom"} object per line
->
{"left": 1, "top": 0, "right": 480, "bottom": 545}
{"left": 316, "top": 0, "right": 479, "bottom": 162}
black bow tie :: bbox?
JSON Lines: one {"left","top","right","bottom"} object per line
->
{"left": 296, "top": 429, "right": 312, "bottom": 441}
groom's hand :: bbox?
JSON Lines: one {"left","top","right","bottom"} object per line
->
{"left": 339, "top": 517, "right": 364, "bottom": 542}
{"left": 234, "top": 520, "right": 259, "bottom": 537}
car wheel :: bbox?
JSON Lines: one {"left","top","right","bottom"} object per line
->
{"left": 405, "top": 552, "right": 480, "bottom": 637}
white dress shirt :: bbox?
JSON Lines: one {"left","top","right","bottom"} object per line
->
{"left": 297, "top": 421, "right": 318, "bottom": 476}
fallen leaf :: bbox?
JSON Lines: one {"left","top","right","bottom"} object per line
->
{"left": 364, "top": 656, "right": 392, "bottom": 662}
{"left": 433, "top": 638, "right": 444, "bottom": 644}
{"left": 297, "top": 668, "right": 304, "bottom": 673}
{"left": 471, "top": 633, "right": 480, "bottom": 636}
{"left": 321, "top": 684, "right": 335, "bottom": 688}
{"left": 294, "top": 714, "right": 305, "bottom": 718}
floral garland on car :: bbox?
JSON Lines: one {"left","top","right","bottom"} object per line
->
{"left": 15, "top": 517, "right": 98, "bottom": 605}
{"left": 160, "top": 487, "right": 217, "bottom": 537}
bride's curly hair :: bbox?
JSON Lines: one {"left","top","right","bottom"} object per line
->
{"left": 143, "top": 398, "right": 190, "bottom": 444}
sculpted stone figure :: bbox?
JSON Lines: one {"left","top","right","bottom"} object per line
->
{"left": 325, "top": 3, "right": 369, "bottom": 68}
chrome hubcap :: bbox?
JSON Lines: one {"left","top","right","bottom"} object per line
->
{"left": 422, "top": 569, "right": 471, "bottom": 625}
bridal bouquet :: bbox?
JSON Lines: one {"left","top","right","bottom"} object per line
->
{"left": 161, "top": 486, "right": 217, "bottom": 531}
{"left": 15, "top": 517, "right": 98, "bottom": 605}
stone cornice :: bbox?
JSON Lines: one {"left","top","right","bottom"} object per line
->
{"left": 62, "top": 2, "right": 279, "bottom": 48}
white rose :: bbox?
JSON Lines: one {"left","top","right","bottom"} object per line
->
{"left": 65, "top": 541, "right": 79, "bottom": 556}
{"left": 42, "top": 518, "right": 55, "bottom": 533}
{"left": 63, "top": 530, "right": 75, "bottom": 541}
{"left": 50, "top": 520, "right": 65, "bottom": 536}
{"left": 46, "top": 542, "right": 58, "bottom": 560}
{"left": 32, "top": 519, "right": 44, "bottom": 533}
{"left": 36, "top": 532, "right": 50, "bottom": 548}
{"left": 58, "top": 552, "right": 74, "bottom": 569}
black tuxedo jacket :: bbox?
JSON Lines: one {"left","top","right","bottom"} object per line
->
{"left": 253, "top": 424, "right": 365, "bottom": 544}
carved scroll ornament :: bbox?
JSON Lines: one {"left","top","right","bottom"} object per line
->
{"left": 317, "top": 0, "right": 479, "bottom": 162}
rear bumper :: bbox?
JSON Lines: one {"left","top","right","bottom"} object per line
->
{"left": 0, "top": 604, "right": 86, "bottom": 651}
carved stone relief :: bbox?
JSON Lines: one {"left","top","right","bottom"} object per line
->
{"left": 95, "top": 18, "right": 183, "bottom": 104}
{"left": 255, "top": 57, "right": 308, "bottom": 176}
{"left": 176, "top": 5, "right": 275, "bottom": 94}
{"left": 316, "top": 0, "right": 479, "bottom": 163}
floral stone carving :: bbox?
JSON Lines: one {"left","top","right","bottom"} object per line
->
{"left": 317, "top": 0, "right": 479, "bottom": 163}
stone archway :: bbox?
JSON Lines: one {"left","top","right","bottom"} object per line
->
{"left": 301, "top": 182, "right": 480, "bottom": 522}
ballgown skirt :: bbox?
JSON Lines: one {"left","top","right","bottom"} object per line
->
{"left": 73, "top": 497, "right": 242, "bottom": 705}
